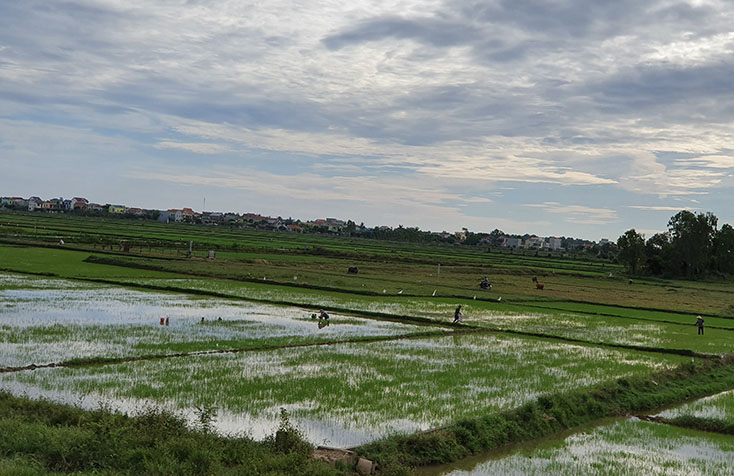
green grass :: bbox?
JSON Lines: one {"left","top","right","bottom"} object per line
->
{"left": 0, "top": 390, "right": 351, "bottom": 476}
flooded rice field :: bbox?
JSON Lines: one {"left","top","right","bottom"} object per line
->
{"left": 657, "top": 390, "right": 734, "bottom": 422}
{"left": 1, "top": 272, "right": 712, "bottom": 451}
{"left": 418, "top": 418, "right": 734, "bottom": 476}
{"left": 0, "top": 273, "right": 429, "bottom": 366}
{"left": 0, "top": 322, "right": 684, "bottom": 446}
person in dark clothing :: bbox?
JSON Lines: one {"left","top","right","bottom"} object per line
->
{"left": 453, "top": 305, "right": 464, "bottom": 323}
{"left": 695, "top": 315, "right": 704, "bottom": 335}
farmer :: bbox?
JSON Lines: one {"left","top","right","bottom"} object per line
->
{"left": 453, "top": 305, "right": 464, "bottom": 323}
{"left": 319, "top": 309, "right": 330, "bottom": 320}
{"left": 695, "top": 315, "right": 704, "bottom": 335}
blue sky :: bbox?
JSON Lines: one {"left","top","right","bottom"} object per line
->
{"left": 1, "top": 0, "right": 733, "bottom": 240}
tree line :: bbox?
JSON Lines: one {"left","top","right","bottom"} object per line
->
{"left": 617, "top": 211, "right": 734, "bottom": 278}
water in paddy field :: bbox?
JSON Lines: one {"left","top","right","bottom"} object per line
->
{"left": 415, "top": 417, "right": 734, "bottom": 476}
{"left": 0, "top": 273, "right": 422, "bottom": 367}
{"left": 0, "top": 273, "right": 428, "bottom": 446}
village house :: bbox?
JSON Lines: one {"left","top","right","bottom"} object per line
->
{"left": 42, "top": 198, "right": 63, "bottom": 211}
{"left": 502, "top": 237, "right": 523, "bottom": 249}
{"left": 108, "top": 205, "right": 126, "bottom": 214}
{"left": 27, "top": 197, "right": 43, "bottom": 211}
{"left": 166, "top": 209, "right": 183, "bottom": 222}
{"left": 125, "top": 207, "right": 143, "bottom": 216}
{"left": 548, "top": 237, "right": 563, "bottom": 251}
{"left": 71, "top": 197, "right": 89, "bottom": 210}
{"left": 524, "top": 237, "right": 545, "bottom": 249}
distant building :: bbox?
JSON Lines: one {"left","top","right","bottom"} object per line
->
{"left": 167, "top": 209, "right": 183, "bottom": 222}
{"left": 27, "top": 197, "right": 43, "bottom": 211}
{"left": 549, "top": 237, "right": 563, "bottom": 251}
{"left": 524, "top": 237, "right": 544, "bottom": 249}
{"left": 43, "top": 198, "right": 63, "bottom": 211}
{"left": 125, "top": 207, "right": 143, "bottom": 216}
{"left": 71, "top": 197, "right": 89, "bottom": 210}
{"left": 108, "top": 205, "right": 126, "bottom": 214}
{"left": 502, "top": 237, "right": 523, "bottom": 249}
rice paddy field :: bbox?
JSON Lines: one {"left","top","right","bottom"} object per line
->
{"left": 418, "top": 418, "right": 734, "bottom": 476}
{"left": 657, "top": 390, "right": 734, "bottom": 423}
{"left": 1, "top": 212, "right": 733, "bottom": 474}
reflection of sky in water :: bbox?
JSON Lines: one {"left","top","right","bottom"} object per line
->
{"left": 0, "top": 274, "right": 425, "bottom": 367}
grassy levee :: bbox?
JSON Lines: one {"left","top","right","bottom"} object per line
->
{"left": 0, "top": 391, "right": 353, "bottom": 476}
{"left": 654, "top": 415, "right": 734, "bottom": 435}
{"left": 356, "top": 357, "right": 734, "bottom": 473}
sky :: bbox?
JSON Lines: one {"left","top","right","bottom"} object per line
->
{"left": 1, "top": 0, "right": 733, "bottom": 241}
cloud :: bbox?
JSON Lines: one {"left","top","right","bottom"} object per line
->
{"left": 154, "top": 141, "right": 231, "bottom": 155}
{"left": 628, "top": 205, "right": 699, "bottom": 211}
{"left": 2, "top": 0, "right": 734, "bottom": 239}
{"left": 524, "top": 202, "right": 619, "bottom": 225}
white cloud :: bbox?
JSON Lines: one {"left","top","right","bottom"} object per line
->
{"left": 628, "top": 205, "right": 699, "bottom": 211}
{"left": 3, "top": 0, "right": 734, "bottom": 238}
{"left": 524, "top": 203, "right": 619, "bottom": 225}
{"left": 154, "top": 141, "right": 231, "bottom": 155}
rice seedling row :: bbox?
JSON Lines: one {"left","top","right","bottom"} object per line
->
{"left": 0, "top": 332, "right": 686, "bottom": 447}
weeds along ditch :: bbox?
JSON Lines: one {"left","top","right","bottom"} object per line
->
{"left": 653, "top": 390, "right": 734, "bottom": 435}
{"left": 416, "top": 417, "right": 734, "bottom": 476}
{"left": 657, "top": 389, "right": 734, "bottom": 423}
{"left": 0, "top": 330, "right": 686, "bottom": 447}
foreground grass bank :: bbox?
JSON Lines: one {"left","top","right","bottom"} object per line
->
{"left": 357, "top": 357, "right": 734, "bottom": 472}
{"left": 0, "top": 390, "right": 353, "bottom": 476}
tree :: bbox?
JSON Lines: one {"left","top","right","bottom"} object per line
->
{"left": 617, "top": 229, "right": 645, "bottom": 275}
{"left": 644, "top": 232, "right": 672, "bottom": 275}
{"left": 344, "top": 220, "right": 356, "bottom": 234}
{"left": 667, "top": 211, "right": 717, "bottom": 278}
{"left": 487, "top": 229, "right": 505, "bottom": 247}
{"left": 712, "top": 223, "right": 734, "bottom": 274}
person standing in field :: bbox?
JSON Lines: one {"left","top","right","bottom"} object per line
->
{"left": 695, "top": 315, "right": 704, "bottom": 335}
{"left": 453, "top": 305, "right": 464, "bottom": 323}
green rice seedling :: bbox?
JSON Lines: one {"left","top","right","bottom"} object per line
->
{"left": 0, "top": 333, "right": 685, "bottom": 447}
{"left": 417, "top": 418, "right": 734, "bottom": 476}
{"left": 657, "top": 390, "right": 734, "bottom": 423}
